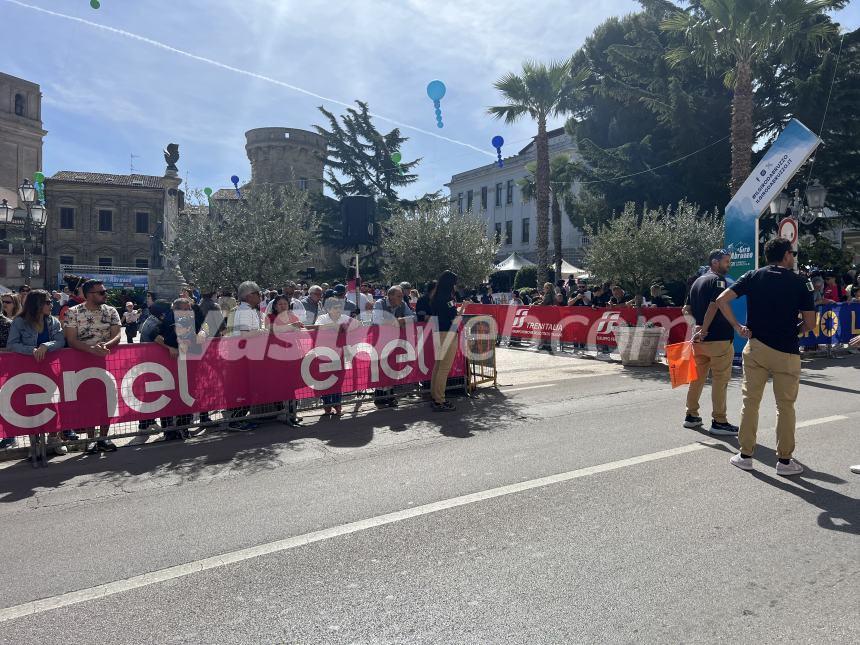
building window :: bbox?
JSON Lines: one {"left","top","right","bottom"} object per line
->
{"left": 505, "top": 220, "right": 513, "bottom": 245}
{"left": 0, "top": 259, "right": 5, "bottom": 277}
{"left": 481, "top": 186, "right": 488, "bottom": 210}
{"left": 299, "top": 177, "right": 309, "bottom": 190}
{"left": 98, "top": 257, "right": 112, "bottom": 267}
{"left": 98, "top": 209, "right": 113, "bottom": 232}
{"left": 495, "top": 183, "right": 503, "bottom": 207}
{"left": 14, "top": 94, "right": 25, "bottom": 117}
{"left": 580, "top": 234, "right": 592, "bottom": 247}
{"left": 466, "top": 190, "right": 473, "bottom": 213}
{"left": 59, "top": 207, "right": 75, "bottom": 230}
{"left": 59, "top": 255, "right": 74, "bottom": 267}
{"left": 135, "top": 211, "right": 149, "bottom": 234}
{"left": 522, "top": 218, "right": 530, "bottom": 244}
{"left": 506, "top": 180, "right": 514, "bottom": 205}
{"left": 135, "top": 258, "right": 149, "bottom": 269}
{"left": 457, "top": 192, "right": 463, "bottom": 214}
{"left": 494, "top": 222, "right": 502, "bottom": 243}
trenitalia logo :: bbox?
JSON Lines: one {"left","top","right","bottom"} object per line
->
{"left": 510, "top": 308, "right": 562, "bottom": 332}
{"left": 594, "top": 311, "right": 623, "bottom": 334}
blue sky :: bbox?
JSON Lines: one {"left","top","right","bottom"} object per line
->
{"left": 3, "top": 0, "right": 858, "bottom": 200}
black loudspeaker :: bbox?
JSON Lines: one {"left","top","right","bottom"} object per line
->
{"left": 341, "top": 195, "right": 375, "bottom": 245}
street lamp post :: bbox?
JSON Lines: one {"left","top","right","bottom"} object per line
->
{"left": 0, "top": 179, "right": 48, "bottom": 287}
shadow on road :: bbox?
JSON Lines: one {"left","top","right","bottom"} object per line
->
{"left": 699, "top": 442, "right": 856, "bottom": 536}
{"left": 0, "top": 389, "right": 520, "bottom": 504}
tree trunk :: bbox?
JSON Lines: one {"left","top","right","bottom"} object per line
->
{"left": 551, "top": 192, "right": 562, "bottom": 280}
{"left": 535, "top": 116, "right": 550, "bottom": 288}
{"left": 729, "top": 61, "right": 754, "bottom": 197}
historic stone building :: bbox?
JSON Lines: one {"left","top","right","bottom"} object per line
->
{"left": 42, "top": 172, "right": 164, "bottom": 287}
{"left": 212, "top": 127, "right": 327, "bottom": 201}
{"left": 0, "top": 72, "right": 47, "bottom": 287}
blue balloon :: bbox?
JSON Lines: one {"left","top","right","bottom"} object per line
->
{"left": 426, "top": 80, "right": 446, "bottom": 102}
{"left": 492, "top": 136, "right": 504, "bottom": 149}
{"left": 230, "top": 175, "right": 240, "bottom": 186}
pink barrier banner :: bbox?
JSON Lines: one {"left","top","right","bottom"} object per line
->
{"left": 461, "top": 304, "right": 692, "bottom": 346}
{"left": 0, "top": 324, "right": 465, "bottom": 438}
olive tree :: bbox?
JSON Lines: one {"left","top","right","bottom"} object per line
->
{"left": 381, "top": 201, "right": 499, "bottom": 288}
{"left": 585, "top": 201, "right": 724, "bottom": 304}
{"left": 169, "top": 185, "right": 318, "bottom": 290}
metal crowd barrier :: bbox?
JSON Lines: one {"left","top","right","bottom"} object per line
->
{"left": 1, "top": 377, "right": 471, "bottom": 468}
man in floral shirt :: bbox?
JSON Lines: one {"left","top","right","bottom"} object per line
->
{"left": 63, "top": 279, "right": 122, "bottom": 453}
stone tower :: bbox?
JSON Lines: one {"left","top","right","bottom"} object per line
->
{"left": 245, "top": 127, "right": 327, "bottom": 192}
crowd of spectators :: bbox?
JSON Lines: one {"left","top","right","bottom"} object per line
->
{"left": 0, "top": 272, "right": 466, "bottom": 453}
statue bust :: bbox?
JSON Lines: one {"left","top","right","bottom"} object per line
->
{"left": 163, "top": 143, "right": 180, "bottom": 173}
{"left": 150, "top": 219, "right": 164, "bottom": 269}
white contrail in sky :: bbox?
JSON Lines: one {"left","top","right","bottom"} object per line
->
{"left": 3, "top": 0, "right": 495, "bottom": 158}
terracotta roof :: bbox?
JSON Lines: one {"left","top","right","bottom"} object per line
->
{"left": 49, "top": 171, "right": 165, "bottom": 189}
{"left": 211, "top": 188, "right": 242, "bottom": 201}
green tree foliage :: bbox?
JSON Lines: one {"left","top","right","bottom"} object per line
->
{"left": 662, "top": 0, "right": 841, "bottom": 195}
{"left": 381, "top": 202, "right": 498, "bottom": 288}
{"left": 564, "top": 4, "right": 733, "bottom": 214}
{"left": 313, "top": 100, "right": 423, "bottom": 253}
{"left": 489, "top": 60, "right": 572, "bottom": 287}
{"left": 585, "top": 201, "right": 724, "bottom": 301}
{"left": 170, "top": 186, "right": 317, "bottom": 290}
{"left": 314, "top": 100, "right": 419, "bottom": 201}
{"left": 798, "top": 235, "right": 854, "bottom": 273}
{"left": 758, "top": 27, "right": 860, "bottom": 224}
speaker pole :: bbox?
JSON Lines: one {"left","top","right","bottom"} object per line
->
{"left": 354, "top": 246, "right": 361, "bottom": 320}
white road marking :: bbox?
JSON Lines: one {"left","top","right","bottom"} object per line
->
{"left": 0, "top": 442, "right": 713, "bottom": 623}
{"left": 795, "top": 415, "right": 849, "bottom": 429}
{"left": 504, "top": 384, "right": 556, "bottom": 392}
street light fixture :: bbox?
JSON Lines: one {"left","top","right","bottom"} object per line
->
{"left": 804, "top": 179, "right": 827, "bottom": 210}
{"left": 18, "top": 179, "right": 36, "bottom": 205}
{"left": 0, "top": 199, "right": 15, "bottom": 224}
{"left": 4, "top": 178, "right": 49, "bottom": 287}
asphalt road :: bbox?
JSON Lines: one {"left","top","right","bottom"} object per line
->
{"left": 0, "top": 348, "right": 857, "bottom": 644}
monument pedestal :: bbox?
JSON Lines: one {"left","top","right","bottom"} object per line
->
{"left": 147, "top": 164, "right": 186, "bottom": 299}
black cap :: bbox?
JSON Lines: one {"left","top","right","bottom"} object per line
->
{"left": 333, "top": 284, "right": 347, "bottom": 294}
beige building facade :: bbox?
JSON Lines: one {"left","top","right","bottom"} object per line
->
{"left": 43, "top": 172, "right": 163, "bottom": 288}
{"left": 0, "top": 72, "right": 48, "bottom": 287}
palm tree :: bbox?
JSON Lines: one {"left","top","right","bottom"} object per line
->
{"left": 662, "top": 0, "right": 839, "bottom": 196}
{"left": 489, "top": 59, "right": 571, "bottom": 287}
{"left": 518, "top": 154, "right": 578, "bottom": 280}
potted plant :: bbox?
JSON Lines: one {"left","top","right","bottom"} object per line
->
{"left": 613, "top": 320, "right": 666, "bottom": 366}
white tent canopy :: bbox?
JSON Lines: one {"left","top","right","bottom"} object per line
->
{"left": 559, "top": 259, "right": 588, "bottom": 278}
{"left": 494, "top": 252, "right": 536, "bottom": 272}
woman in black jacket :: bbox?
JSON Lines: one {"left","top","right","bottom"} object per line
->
{"left": 429, "top": 270, "right": 461, "bottom": 411}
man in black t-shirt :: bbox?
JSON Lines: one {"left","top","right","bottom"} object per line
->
{"left": 716, "top": 237, "right": 816, "bottom": 476}
{"left": 684, "top": 250, "right": 737, "bottom": 436}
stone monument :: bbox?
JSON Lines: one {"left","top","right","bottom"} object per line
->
{"left": 147, "top": 143, "right": 186, "bottom": 299}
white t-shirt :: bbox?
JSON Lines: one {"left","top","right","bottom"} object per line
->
{"left": 346, "top": 292, "right": 373, "bottom": 321}
{"left": 315, "top": 313, "right": 357, "bottom": 328}
{"left": 231, "top": 302, "right": 262, "bottom": 335}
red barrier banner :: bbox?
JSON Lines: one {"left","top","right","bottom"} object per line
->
{"left": 0, "top": 324, "right": 465, "bottom": 438}
{"left": 461, "top": 304, "right": 691, "bottom": 346}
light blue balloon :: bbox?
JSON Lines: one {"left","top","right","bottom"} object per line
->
{"left": 426, "top": 80, "right": 446, "bottom": 102}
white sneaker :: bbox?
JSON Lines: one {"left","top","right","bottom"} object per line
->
{"left": 776, "top": 459, "right": 804, "bottom": 477}
{"left": 53, "top": 445, "right": 68, "bottom": 456}
{"left": 851, "top": 465, "right": 860, "bottom": 474}
{"left": 730, "top": 453, "right": 753, "bottom": 471}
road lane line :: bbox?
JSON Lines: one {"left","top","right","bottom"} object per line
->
{"left": 795, "top": 415, "right": 848, "bottom": 428}
{"left": 0, "top": 442, "right": 713, "bottom": 623}
{"left": 504, "top": 384, "right": 556, "bottom": 392}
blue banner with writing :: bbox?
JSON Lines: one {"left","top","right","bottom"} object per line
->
{"left": 799, "top": 303, "right": 860, "bottom": 346}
